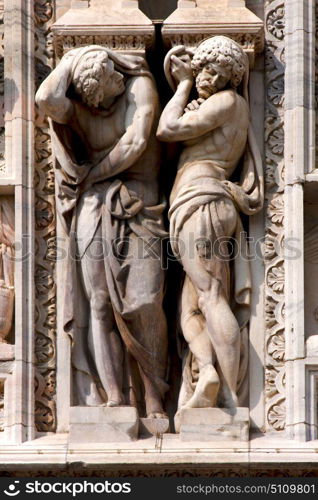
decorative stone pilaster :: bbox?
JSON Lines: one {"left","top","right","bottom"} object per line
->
{"left": 264, "top": 0, "right": 286, "bottom": 435}
{"left": 162, "top": 0, "right": 264, "bottom": 67}
{"left": 284, "top": 0, "right": 316, "bottom": 441}
{"left": 51, "top": 0, "right": 155, "bottom": 59}
{"left": 0, "top": 0, "right": 36, "bottom": 443}
{"left": 34, "top": 0, "right": 57, "bottom": 433}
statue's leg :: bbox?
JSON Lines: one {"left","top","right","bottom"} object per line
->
{"left": 80, "top": 229, "right": 124, "bottom": 407}
{"left": 199, "top": 283, "right": 240, "bottom": 409}
{"left": 141, "top": 371, "right": 167, "bottom": 419}
{"left": 179, "top": 200, "right": 240, "bottom": 409}
{"left": 135, "top": 303, "right": 168, "bottom": 419}
{"left": 180, "top": 276, "right": 219, "bottom": 408}
{"left": 124, "top": 233, "right": 168, "bottom": 418}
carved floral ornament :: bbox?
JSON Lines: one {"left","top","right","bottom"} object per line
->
{"left": 53, "top": 34, "right": 154, "bottom": 60}
{"left": 34, "top": 0, "right": 53, "bottom": 25}
{"left": 264, "top": 0, "right": 285, "bottom": 433}
{"left": 34, "top": 0, "right": 57, "bottom": 432}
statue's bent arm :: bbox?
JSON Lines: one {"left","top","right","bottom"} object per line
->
{"left": 157, "top": 86, "right": 236, "bottom": 143}
{"left": 35, "top": 54, "right": 75, "bottom": 125}
{"left": 82, "top": 76, "right": 157, "bottom": 186}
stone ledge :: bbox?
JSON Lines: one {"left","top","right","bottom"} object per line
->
{"left": 69, "top": 406, "right": 139, "bottom": 443}
{"left": 2, "top": 433, "right": 318, "bottom": 466}
{"left": 178, "top": 407, "right": 249, "bottom": 442}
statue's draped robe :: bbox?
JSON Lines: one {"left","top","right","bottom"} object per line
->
{"left": 50, "top": 50, "right": 168, "bottom": 409}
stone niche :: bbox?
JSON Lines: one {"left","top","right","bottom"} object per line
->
{"left": 1, "top": 0, "right": 318, "bottom": 477}
{"left": 40, "top": 0, "right": 264, "bottom": 446}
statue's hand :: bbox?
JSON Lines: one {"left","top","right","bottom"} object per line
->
{"left": 184, "top": 98, "right": 205, "bottom": 113}
{"left": 170, "top": 54, "right": 193, "bottom": 84}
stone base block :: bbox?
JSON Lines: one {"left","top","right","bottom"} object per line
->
{"left": 69, "top": 406, "right": 139, "bottom": 443}
{"left": 178, "top": 0, "right": 196, "bottom": 8}
{"left": 0, "top": 343, "right": 14, "bottom": 361}
{"left": 139, "top": 417, "right": 170, "bottom": 436}
{"left": 177, "top": 407, "right": 249, "bottom": 442}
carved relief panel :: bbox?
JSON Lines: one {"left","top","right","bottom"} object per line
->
{"left": 27, "top": 0, "right": 292, "bottom": 444}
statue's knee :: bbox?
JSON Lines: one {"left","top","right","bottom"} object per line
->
{"left": 195, "top": 238, "right": 212, "bottom": 259}
{"left": 225, "top": 328, "right": 240, "bottom": 346}
{"left": 90, "top": 290, "right": 111, "bottom": 320}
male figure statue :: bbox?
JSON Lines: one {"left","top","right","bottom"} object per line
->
{"left": 36, "top": 46, "right": 168, "bottom": 418}
{"left": 157, "top": 36, "right": 263, "bottom": 411}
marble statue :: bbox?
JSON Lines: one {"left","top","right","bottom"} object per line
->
{"left": 36, "top": 46, "right": 168, "bottom": 418}
{"left": 0, "top": 197, "right": 14, "bottom": 343}
{"left": 157, "top": 36, "right": 263, "bottom": 412}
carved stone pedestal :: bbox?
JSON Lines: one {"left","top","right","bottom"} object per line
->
{"left": 139, "top": 417, "right": 170, "bottom": 437}
{"left": 69, "top": 406, "right": 139, "bottom": 443}
{"left": 0, "top": 344, "right": 14, "bottom": 361}
{"left": 176, "top": 408, "right": 249, "bottom": 442}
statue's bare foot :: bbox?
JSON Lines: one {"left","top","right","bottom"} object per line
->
{"left": 145, "top": 391, "right": 167, "bottom": 419}
{"left": 106, "top": 399, "right": 123, "bottom": 407}
{"left": 184, "top": 364, "right": 220, "bottom": 409}
{"left": 101, "top": 393, "right": 125, "bottom": 407}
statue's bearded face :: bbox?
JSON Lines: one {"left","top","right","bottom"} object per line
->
{"left": 195, "top": 64, "right": 232, "bottom": 99}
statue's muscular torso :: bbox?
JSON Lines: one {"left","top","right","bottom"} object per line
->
{"left": 171, "top": 91, "right": 249, "bottom": 202}
{"left": 71, "top": 79, "right": 161, "bottom": 206}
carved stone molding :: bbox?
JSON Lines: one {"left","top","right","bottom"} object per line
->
{"left": 50, "top": 1, "right": 155, "bottom": 57}
{"left": 53, "top": 33, "right": 153, "bottom": 59}
{"left": 34, "top": 0, "right": 57, "bottom": 433}
{"left": 162, "top": 0, "right": 264, "bottom": 67}
{"left": 167, "top": 32, "right": 263, "bottom": 66}
{"left": 2, "top": 464, "right": 318, "bottom": 477}
{"left": 264, "top": 0, "right": 285, "bottom": 433}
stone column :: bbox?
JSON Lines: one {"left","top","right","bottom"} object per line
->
{"left": 1, "top": 0, "right": 35, "bottom": 443}
{"left": 284, "top": 0, "right": 316, "bottom": 441}
{"left": 162, "top": 0, "right": 263, "bottom": 67}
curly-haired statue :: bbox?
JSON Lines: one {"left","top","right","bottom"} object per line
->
{"left": 36, "top": 46, "right": 168, "bottom": 420}
{"left": 158, "top": 36, "right": 263, "bottom": 419}
{"left": 191, "top": 36, "right": 248, "bottom": 89}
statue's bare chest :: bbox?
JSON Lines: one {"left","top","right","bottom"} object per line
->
{"left": 74, "top": 98, "right": 126, "bottom": 153}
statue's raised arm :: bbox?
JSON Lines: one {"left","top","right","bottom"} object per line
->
{"left": 35, "top": 50, "right": 76, "bottom": 125}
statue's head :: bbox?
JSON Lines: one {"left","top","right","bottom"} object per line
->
{"left": 72, "top": 49, "right": 125, "bottom": 108}
{"left": 191, "top": 36, "right": 248, "bottom": 99}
